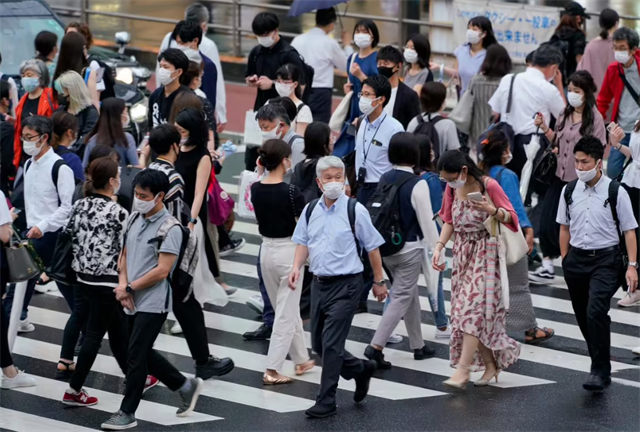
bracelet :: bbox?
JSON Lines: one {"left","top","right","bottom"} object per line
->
{"left": 493, "top": 207, "right": 500, "bottom": 216}
{"left": 436, "top": 241, "right": 445, "bottom": 249}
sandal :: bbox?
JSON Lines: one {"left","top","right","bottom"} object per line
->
{"left": 295, "top": 360, "right": 316, "bottom": 376}
{"left": 56, "top": 360, "right": 75, "bottom": 381}
{"left": 525, "top": 327, "right": 555, "bottom": 345}
{"left": 262, "top": 374, "right": 293, "bottom": 385}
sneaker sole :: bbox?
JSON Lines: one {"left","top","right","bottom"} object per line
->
{"left": 219, "top": 240, "right": 246, "bottom": 257}
{"left": 142, "top": 380, "right": 158, "bottom": 394}
{"left": 18, "top": 327, "right": 35, "bottom": 333}
{"left": 100, "top": 421, "right": 138, "bottom": 430}
{"left": 528, "top": 275, "right": 555, "bottom": 285}
{"left": 435, "top": 334, "right": 452, "bottom": 339}
{"left": 176, "top": 378, "right": 204, "bottom": 417}
{"left": 62, "top": 400, "right": 98, "bottom": 407}
{"left": 618, "top": 300, "right": 640, "bottom": 308}
{"left": 305, "top": 409, "right": 337, "bottom": 418}
{"left": 170, "top": 327, "right": 183, "bottom": 335}
{"left": 197, "top": 360, "right": 235, "bottom": 380}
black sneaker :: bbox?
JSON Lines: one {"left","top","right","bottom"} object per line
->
{"left": 364, "top": 345, "right": 391, "bottom": 369}
{"left": 195, "top": 356, "right": 235, "bottom": 380}
{"left": 243, "top": 324, "right": 272, "bottom": 341}
{"left": 413, "top": 345, "right": 436, "bottom": 360}
{"left": 219, "top": 238, "right": 246, "bottom": 257}
{"left": 305, "top": 403, "right": 337, "bottom": 418}
{"left": 354, "top": 360, "right": 377, "bottom": 403}
{"left": 582, "top": 374, "right": 611, "bottom": 392}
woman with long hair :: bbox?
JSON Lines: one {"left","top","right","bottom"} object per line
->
{"left": 82, "top": 97, "right": 139, "bottom": 169}
{"left": 530, "top": 70, "right": 606, "bottom": 284}
{"left": 433, "top": 150, "right": 520, "bottom": 387}
{"left": 51, "top": 111, "right": 84, "bottom": 181}
{"left": 252, "top": 139, "right": 314, "bottom": 384}
{"left": 54, "top": 71, "right": 99, "bottom": 153}
{"left": 34, "top": 30, "right": 58, "bottom": 81}
{"left": 52, "top": 32, "right": 100, "bottom": 108}
{"left": 481, "top": 130, "right": 555, "bottom": 344}
{"left": 403, "top": 33, "right": 433, "bottom": 95}
{"left": 275, "top": 63, "right": 313, "bottom": 135}
{"left": 552, "top": 3, "right": 588, "bottom": 87}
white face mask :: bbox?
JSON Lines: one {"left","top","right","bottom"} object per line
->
{"left": 180, "top": 136, "right": 189, "bottom": 145}
{"left": 358, "top": 96, "right": 379, "bottom": 116}
{"left": 447, "top": 172, "right": 466, "bottom": 189}
{"left": 261, "top": 124, "right": 282, "bottom": 142}
{"left": 354, "top": 33, "right": 372, "bottom": 49}
{"left": 284, "top": 159, "right": 293, "bottom": 174}
{"left": 23, "top": 136, "right": 44, "bottom": 156}
{"left": 122, "top": 116, "right": 130, "bottom": 129}
{"left": 504, "top": 153, "right": 513, "bottom": 165}
{"left": 466, "top": 29, "right": 482, "bottom": 45}
{"left": 257, "top": 33, "right": 275, "bottom": 48}
{"left": 404, "top": 48, "right": 418, "bottom": 64}
{"left": 576, "top": 161, "right": 600, "bottom": 183}
{"left": 322, "top": 181, "right": 344, "bottom": 200}
{"left": 157, "top": 68, "right": 176, "bottom": 86}
{"left": 133, "top": 194, "right": 159, "bottom": 214}
{"left": 112, "top": 177, "right": 121, "bottom": 195}
{"left": 615, "top": 50, "right": 631, "bottom": 64}
{"left": 275, "top": 82, "right": 294, "bottom": 98}
{"left": 567, "top": 91, "right": 584, "bottom": 108}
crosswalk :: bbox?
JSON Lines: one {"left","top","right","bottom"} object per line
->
{"left": 2, "top": 182, "right": 640, "bottom": 431}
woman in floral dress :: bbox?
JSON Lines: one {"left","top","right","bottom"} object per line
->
{"left": 432, "top": 150, "right": 520, "bottom": 388}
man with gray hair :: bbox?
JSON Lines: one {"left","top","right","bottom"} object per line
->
{"left": 158, "top": 3, "right": 227, "bottom": 130}
{"left": 289, "top": 155, "right": 387, "bottom": 418}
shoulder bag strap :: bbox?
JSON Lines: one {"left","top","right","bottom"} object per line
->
{"left": 618, "top": 64, "right": 640, "bottom": 108}
{"left": 347, "top": 197, "right": 361, "bottom": 257}
{"left": 505, "top": 74, "right": 517, "bottom": 116}
{"left": 305, "top": 198, "right": 320, "bottom": 225}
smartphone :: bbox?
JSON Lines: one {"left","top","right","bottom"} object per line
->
{"left": 467, "top": 192, "right": 483, "bottom": 202}
{"left": 12, "top": 208, "right": 21, "bottom": 215}
{"left": 607, "top": 122, "right": 616, "bottom": 132}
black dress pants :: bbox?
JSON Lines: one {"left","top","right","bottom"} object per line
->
{"left": 308, "top": 88, "right": 333, "bottom": 124}
{"left": 562, "top": 247, "right": 622, "bottom": 377}
{"left": 310, "top": 273, "right": 366, "bottom": 407}
{"left": 173, "top": 294, "right": 210, "bottom": 364}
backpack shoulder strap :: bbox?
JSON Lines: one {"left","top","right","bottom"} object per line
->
{"left": 563, "top": 179, "right": 579, "bottom": 221}
{"left": 287, "top": 134, "right": 303, "bottom": 147}
{"left": 157, "top": 216, "right": 181, "bottom": 240}
{"left": 607, "top": 181, "right": 623, "bottom": 239}
{"left": 347, "top": 197, "right": 361, "bottom": 255}
{"left": 356, "top": 115, "right": 365, "bottom": 133}
{"left": 416, "top": 114, "right": 425, "bottom": 125}
{"left": 506, "top": 74, "right": 517, "bottom": 115}
{"left": 121, "top": 212, "right": 141, "bottom": 253}
{"left": 305, "top": 198, "right": 320, "bottom": 225}
{"left": 52, "top": 159, "right": 66, "bottom": 205}
{"left": 296, "top": 103, "right": 307, "bottom": 114}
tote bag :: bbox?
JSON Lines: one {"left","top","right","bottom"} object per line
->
{"left": 329, "top": 55, "right": 356, "bottom": 132}
{"left": 5, "top": 228, "right": 43, "bottom": 282}
{"left": 208, "top": 175, "right": 234, "bottom": 225}
{"left": 448, "top": 88, "right": 473, "bottom": 135}
{"left": 482, "top": 186, "right": 528, "bottom": 266}
{"left": 237, "top": 170, "right": 260, "bottom": 220}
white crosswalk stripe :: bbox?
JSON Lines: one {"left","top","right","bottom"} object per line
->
{"left": 0, "top": 407, "right": 99, "bottom": 432}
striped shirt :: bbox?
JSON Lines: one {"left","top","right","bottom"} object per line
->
{"left": 148, "top": 158, "right": 189, "bottom": 224}
{"left": 467, "top": 73, "right": 501, "bottom": 144}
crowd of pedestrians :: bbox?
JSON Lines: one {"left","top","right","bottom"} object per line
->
{"left": 1, "top": 1, "right": 640, "bottom": 429}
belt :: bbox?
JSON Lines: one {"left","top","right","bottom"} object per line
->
{"left": 571, "top": 245, "right": 619, "bottom": 257}
{"left": 314, "top": 273, "right": 361, "bottom": 284}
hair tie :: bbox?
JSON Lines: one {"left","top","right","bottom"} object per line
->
{"left": 481, "top": 138, "right": 489, "bottom": 145}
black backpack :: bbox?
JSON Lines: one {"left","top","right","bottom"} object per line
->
{"left": 305, "top": 197, "right": 360, "bottom": 257}
{"left": 365, "top": 171, "right": 416, "bottom": 257}
{"left": 477, "top": 74, "right": 517, "bottom": 156}
{"left": 291, "top": 158, "right": 321, "bottom": 204}
{"left": 413, "top": 114, "right": 443, "bottom": 162}
{"left": 88, "top": 56, "right": 116, "bottom": 100}
{"left": 544, "top": 36, "right": 569, "bottom": 85}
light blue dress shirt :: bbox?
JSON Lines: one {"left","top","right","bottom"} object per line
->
{"left": 292, "top": 194, "right": 385, "bottom": 277}
{"left": 355, "top": 113, "right": 405, "bottom": 183}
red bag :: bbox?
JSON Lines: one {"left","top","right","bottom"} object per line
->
{"left": 207, "top": 175, "right": 234, "bottom": 226}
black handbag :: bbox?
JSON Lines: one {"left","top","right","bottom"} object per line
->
{"left": 533, "top": 143, "right": 557, "bottom": 190}
{"left": 46, "top": 208, "right": 77, "bottom": 285}
{"left": 5, "top": 228, "right": 43, "bottom": 282}
{"left": 118, "top": 165, "right": 142, "bottom": 212}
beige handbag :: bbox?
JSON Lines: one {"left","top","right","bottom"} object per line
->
{"left": 482, "top": 188, "right": 528, "bottom": 266}
{"left": 329, "top": 55, "right": 356, "bottom": 132}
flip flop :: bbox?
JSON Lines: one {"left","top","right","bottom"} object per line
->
{"left": 525, "top": 327, "right": 555, "bottom": 345}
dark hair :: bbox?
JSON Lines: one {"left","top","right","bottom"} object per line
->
{"left": 53, "top": 32, "right": 88, "bottom": 85}
{"left": 377, "top": 45, "right": 403, "bottom": 66}
{"left": 362, "top": 75, "right": 392, "bottom": 107}
{"left": 176, "top": 107, "right": 208, "bottom": 148}
{"left": 532, "top": 44, "right": 564, "bottom": 67}
{"left": 480, "top": 44, "right": 512, "bottom": 79}
{"left": 169, "top": 91, "right": 203, "bottom": 124}
{"left": 437, "top": 150, "right": 485, "bottom": 193}
{"left": 252, "top": 12, "right": 279, "bottom": 35}
{"left": 0, "top": 80, "right": 10, "bottom": 101}
{"left": 416, "top": 134, "right": 434, "bottom": 172}
{"left": 599, "top": 9, "right": 619, "bottom": 39}
{"left": 613, "top": 27, "right": 640, "bottom": 50}
{"left": 468, "top": 16, "right": 497, "bottom": 49}
{"left": 303, "top": 122, "right": 331, "bottom": 158}
{"left": 180, "top": 60, "right": 204, "bottom": 87}
{"left": 257, "top": 139, "right": 291, "bottom": 171}
{"left": 21, "top": 115, "right": 53, "bottom": 144}
{"left": 86, "top": 97, "right": 128, "bottom": 147}
{"left": 406, "top": 34, "right": 430, "bottom": 69}
{"left": 157, "top": 48, "right": 189, "bottom": 75}
{"left": 316, "top": 8, "right": 337, "bottom": 27}
{"left": 353, "top": 19, "right": 380, "bottom": 48}
{"left": 88, "top": 145, "right": 119, "bottom": 165}
{"left": 149, "top": 124, "right": 181, "bottom": 155}
{"left": 480, "top": 129, "right": 509, "bottom": 172}
{"left": 573, "top": 135, "right": 605, "bottom": 160}
{"left": 86, "top": 157, "right": 118, "bottom": 195}
{"left": 257, "top": 102, "right": 291, "bottom": 126}
{"left": 133, "top": 168, "right": 170, "bottom": 197}
{"left": 35, "top": 31, "right": 58, "bottom": 60}
{"left": 276, "top": 63, "right": 302, "bottom": 99}
{"left": 555, "top": 13, "right": 582, "bottom": 34}
{"left": 388, "top": 133, "right": 420, "bottom": 166}
{"left": 51, "top": 111, "right": 78, "bottom": 150}
{"left": 558, "top": 70, "right": 597, "bottom": 136}
{"left": 66, "top": 22, "right": 93, "bottom": 48}
{"left": 419, "top": 81, "right": 446, "bottom": 113}
{"left": 525, "top": 50, "right": 535, "bottom": 65}
{"left": 172, "top": 19, "right": 203, "bottom": 47}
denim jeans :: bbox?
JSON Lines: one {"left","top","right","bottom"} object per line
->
{"left": 607, "top": 133, "right": 631, "bottom": 180}
{"left": 257, "top": 245, "right": 274, "bottom": 327}
{"left": 383, "top": 272, "right": 448, "bottom": 329}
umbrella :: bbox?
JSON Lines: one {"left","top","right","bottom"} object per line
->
{"left": 519, "top": 134, "right": 541, "bottom": 201}
{"left": 288, "top": 0, "right": 350, "bottom": 17}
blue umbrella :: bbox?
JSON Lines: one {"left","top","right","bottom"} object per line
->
{"left": 288, "top": 0, "right": 350, "bottom": 17}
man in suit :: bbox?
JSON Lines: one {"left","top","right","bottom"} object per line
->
{"left": 376, "top": 45, "right": 420, "bottom": 130}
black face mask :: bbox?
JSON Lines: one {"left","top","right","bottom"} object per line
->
{"left": 57, "top": 94, "right": 69, "bottom": 107}
{"left": 377, "top": 65, "right": 397, "bottom": 79}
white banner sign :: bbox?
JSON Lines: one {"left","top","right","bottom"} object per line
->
{"left": 453, "top": 1, "right": 562, "bottom": 63}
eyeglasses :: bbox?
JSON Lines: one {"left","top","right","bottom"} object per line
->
{"left": 358, "top": 92, "right": 377, "bottom": 98}
{"left": 21, "top": 134, "right": 41, "bottom": 141}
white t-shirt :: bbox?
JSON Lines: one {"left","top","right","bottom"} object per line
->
{"left": 89, "top": 60, "right": 105, "bottom": 92}
{"left": 291, "top": 101, "right": 313, "bottom": 132}
{"left": 384, "top": 86, "right": 399, "bottom": 116}
{"left": 0, "top": 190, "right": 11, "bottom": 226}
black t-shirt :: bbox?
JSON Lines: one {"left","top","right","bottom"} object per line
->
{"left": 23, "top": 95, "right": 41, "bottom": 118}
{"left": 251, "top": 182, "right": 305, "bottom": 238}
{"left": 148, "top": 85, "right": 189, "bottom": 129}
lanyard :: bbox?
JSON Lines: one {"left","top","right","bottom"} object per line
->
{"left": 362, "top": 114, "right": 387, "bottom": 163}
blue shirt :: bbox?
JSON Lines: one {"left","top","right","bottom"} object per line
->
{"left": 200, "top": 51, "right": 218, "bottom": 111}
{"left": 489, "top": 165, "right": 531, "bottom": 229}
{"left": 355, "top": 113, "right": 405, "bottom": 183}
{"left": 292, "top": 194, "right": 385, "bottom": 277}
{"left": 55, "top": 147, "right": 85, "bottom": 182}
{"left": 454, "top": 44, "right": 486, "bottom": 94}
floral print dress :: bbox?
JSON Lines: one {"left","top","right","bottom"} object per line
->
{"left": 448, "top": 194, "right": 521, "bottom": 372}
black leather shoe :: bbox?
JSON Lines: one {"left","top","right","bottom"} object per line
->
{"left": 355, "top": 302, "right": 368, "bottom": 314}
{"left": 364, "top": 345, "right": 391, "bottom": 369}
{"left": 414, "top": 345, "right": 436, "bottom": 360}
{"left": 305, "top": 403, "right": 337, "bottom": 418}
{"left": 243, "top": 324, "right": 272, "bottom": 341}
{"left": 582, "top": 374, "right": 612, "bottom": 392}
{"left": 354, "top": 360, "right": 377, "bottom": 403}
{"left": 195, "top": 356, "right": 235, "bottom": 380}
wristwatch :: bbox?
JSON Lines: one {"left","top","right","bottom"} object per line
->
{"left": 126, "top": 284, "right": 134, "bottom": 294}
{"left": 374, "top": 280, "right": 386, "bottom": 287}
{"left": 628, "top": 262, "right": 638, "bottom": 269}
{"left": 189, "top": 218, "right": 198, "bottom": 225}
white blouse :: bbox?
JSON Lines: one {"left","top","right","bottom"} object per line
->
{"left": 622, "top": 129, "right": 640, "bottom": 189}
{"left": 291, "top": 102, "right": 313, "bottom": 132}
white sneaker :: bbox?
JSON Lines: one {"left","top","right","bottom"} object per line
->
{"left": 18, "top": 319, "right": 35, "bottom": 333}
{"left": 1, "top": 370, "right": 36, "bottom": 389}
{"left": 170, "top": 322, "right": 183, "bottom": 335}
{"left": 632, "top": 346, "right": 640, "bottom": 356}
{"left": 617, "top": 290, "right": 640, "bottom": 308}
{"left": 436, "top": 326, "right": 452, "bottom": 339}
{"left": 528, "top": 267, "right": 555, "bottom": 284}
{"left": 387, "top": 333, "right": 403, "bottom": 344}
{"left": 246, "top": 294, "right": 264, "bottom": 315}
{"left": 34, "top": 284, "right": 54, "bottom": 294}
